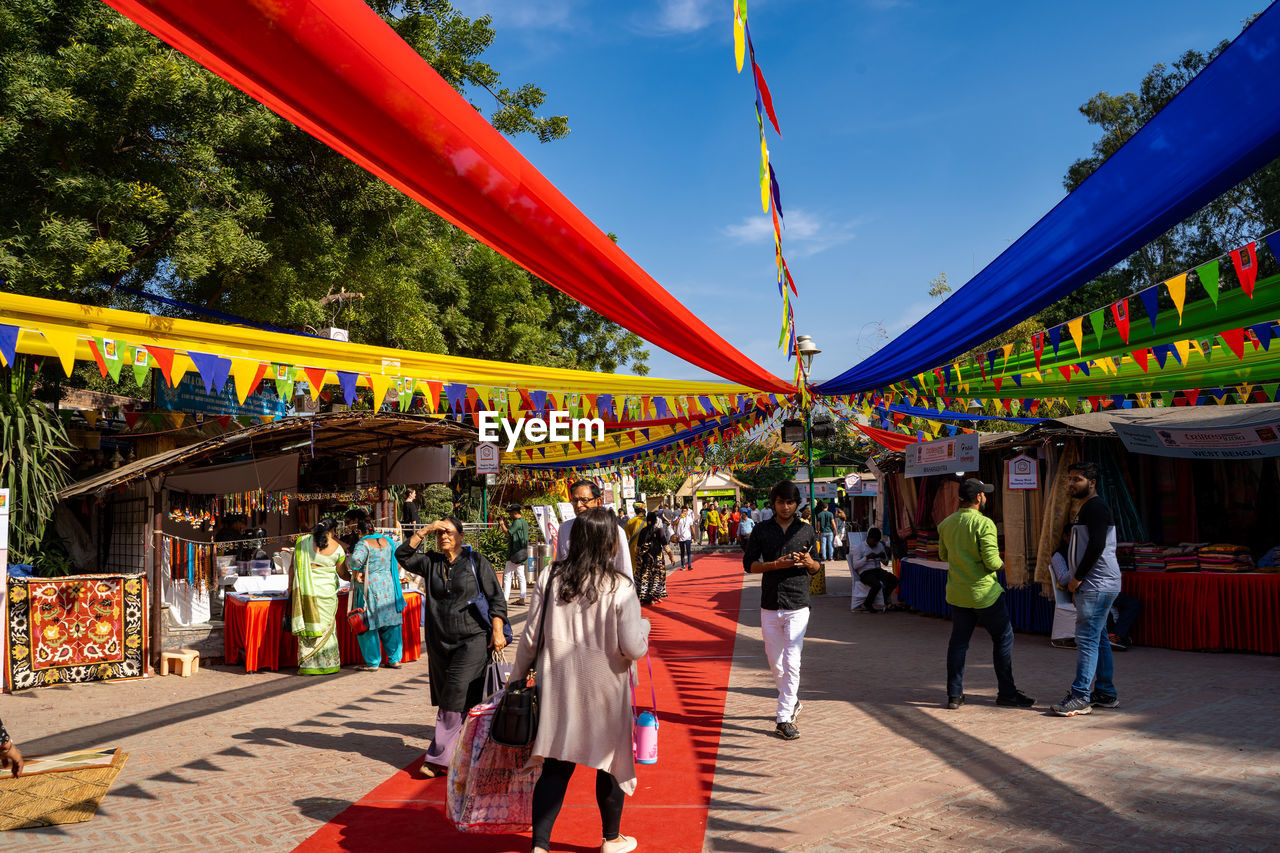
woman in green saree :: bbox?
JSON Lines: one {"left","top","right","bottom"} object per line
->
{"left": 289, "top": 518, "right": 346, "bottom": 675}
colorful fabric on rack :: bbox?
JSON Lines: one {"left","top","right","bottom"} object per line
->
{"left": 6, "top": 575, "right": 146, "bottom": 692}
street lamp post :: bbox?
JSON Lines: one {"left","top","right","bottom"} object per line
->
{"left": 796, "top": 333, "right": 821, "bottom": 537}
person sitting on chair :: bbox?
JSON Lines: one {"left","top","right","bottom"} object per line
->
{"left": 849, "top": 527, "right": 897, "bottom": 613}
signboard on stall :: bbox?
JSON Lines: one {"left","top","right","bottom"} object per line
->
{"left": 555, "top": 502, "right": 576, "bottom": 523}
{"left": 1005, "top": 454, "right": 1039, "bottom": 490}
{"left": 531, "top": 505, "right": 559, "bottom": 552}
{"left": 158, "top": 372, "right": 289, "bottom": 418}
{"left": 845, "top": 475, "right": 879, "bottom": 496}
{"left": 1113, "top": 417, "right": 1280, "bottom": 459}
{"left": 475, "top": 442, "right": 501, "bottom": 474}
{"left": 904, "top": 433, "right": 980, "bottom": 478}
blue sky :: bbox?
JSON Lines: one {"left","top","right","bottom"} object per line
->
{"left": 450, "top": 0, "right": 1267, "bottom": 385}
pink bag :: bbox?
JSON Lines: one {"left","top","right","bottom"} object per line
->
{"left": 446, "top": 692, "right": 543, "bottom": 833}
{"left": 631, "top": 653, "right": 659, "bottom": 765}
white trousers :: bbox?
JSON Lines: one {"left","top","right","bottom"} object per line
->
{"left": 503, "top": 561, "right": 527, "bottom": 601}
{"left": 760, "top": 607, "right": 810, "bottom": 723}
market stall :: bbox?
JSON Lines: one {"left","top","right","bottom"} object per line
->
{"left": 223, "top": 588, "right": 423, "bottom": 673}
{"left": 876, "top": 405, "right": 1280, "bottom": 652}
{"left": 44, "top": 412, "right": 474, "bottom": 679}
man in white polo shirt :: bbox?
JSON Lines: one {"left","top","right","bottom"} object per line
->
{"left": 556, "top": 479, "right": 633, "bottom": 580}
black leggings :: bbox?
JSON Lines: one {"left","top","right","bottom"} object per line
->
{"left": 531, "top": 757, "right": 624, "bottom": 850}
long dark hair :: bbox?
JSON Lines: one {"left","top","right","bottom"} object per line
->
{"left": 640, "top": 511, "right": 663, "bottom": 548}
{"left": 554, "top": 507, "right": 620, "bottom": 604}
{"left": 313, "top": 517, "right": 338, "bottom": 549}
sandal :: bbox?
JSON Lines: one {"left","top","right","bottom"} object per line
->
{"left": 420, "top": 761, "right": 446, "bottom": 778}
{"left": 383, "top": 662, "right": 403, "bottom": 669}
{"left": 356, "top": 664, "right": 380, "bottom": 672}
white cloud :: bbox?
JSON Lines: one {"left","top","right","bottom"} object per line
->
{"left": 721, "top": 208, "right": 862, "bottom": 258}
{"left": 653, "top": 0, "right": 718, "bottom": 34}
{"left": 448, "top": 0, "right": 578, "bottom": 30}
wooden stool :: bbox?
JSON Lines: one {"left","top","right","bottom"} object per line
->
{"left": 159, "top": 649, "right": 201, "bottom": 677}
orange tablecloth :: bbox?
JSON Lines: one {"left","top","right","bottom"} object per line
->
{"left": 1122, "top": 572, "right": 1280, "bottom": 654}
{"left": 224, "top": 589, "right": 423, "bottom": 672}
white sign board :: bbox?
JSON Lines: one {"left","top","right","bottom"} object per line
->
{"left": 846, "top": 476, "right": 879, "bottom": 496}
{"left": 1113, "top": 417, "right": 1280, "bottom": 459}
{"left": 555, "top": 502, "right": 576, "bottom": 523}
{"left": 904, "top": 433, "right": 980, "bottom": 479}
{"left": 475, "top": 442, "right": 501, "bottom": 474}
{"left": 1005, "top": 453, "right": 1039, "bottom": 490}
{"left": 622, "top": 474, "right": 636, "bottom": 500}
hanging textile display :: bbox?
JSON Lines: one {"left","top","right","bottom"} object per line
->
{"left": 6, "top": 575, "right": 147, "bottom": 692}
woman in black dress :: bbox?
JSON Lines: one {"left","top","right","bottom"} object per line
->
{"left": 395, "top": 517, "right": 507, "bottom": 776}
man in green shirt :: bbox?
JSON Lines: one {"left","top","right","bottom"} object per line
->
{"left": 500, "top": 503, "right": 530, "bottom": 605}
{"left": 937, "top": 478, "right": 1034, "bottom": 711}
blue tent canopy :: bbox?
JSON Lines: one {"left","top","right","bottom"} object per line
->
{"left": 817, "top": 4, "right": 1280, "bottom": 395}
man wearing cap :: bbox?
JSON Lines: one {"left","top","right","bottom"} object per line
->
{"left": 500, "top": 503, "right": 530, "bottom": 606}
{"left": 937, "top": 478, "right": 1035, "bottom": 710}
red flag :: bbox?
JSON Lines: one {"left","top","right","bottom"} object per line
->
{"left": 752, "top": 60, "right": 782, "bottom": 136}
{"left": 87, "top": 339, "right": 109, "bottom": 378}
{"left": 1220, "top": 328, "right": 1246, "bottom": 360}
{"left": 1111, "top": 299, "right": 1130, "bottom": 343}
{"left": 146, "top": 345, "right": 176, "bottom": 386}
{"left": 1182, "top": 389, "right": 1200, "bottom": 406}
{"left": 1031, "top": 332, "right": 1044, "bottom": 370}
{"left": 1131, "top": 349, "right": 1149, "bottom": 372}
{"left": 1230, "top": 241, "right": 1258, "bottom": 297}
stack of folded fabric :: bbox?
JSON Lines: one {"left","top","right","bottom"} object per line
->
{"left": 1198, "top": 544, "right": 1254, "bottom": 572}
{"left": 915, "top": 530, "right": 940, "bottom": 561}
{"left": 1116, "top": 542, "right": 1138, "bottom": 571}
{"left": 1132, "top": 544, "right": 1166, "bottom": 572}
{"left": 1164, "top": 543, "right": 1202, "bottom": 572}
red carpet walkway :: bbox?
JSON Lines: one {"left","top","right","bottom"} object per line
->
{"left": 294, "top": 552, "right": 746, "bottom": 852}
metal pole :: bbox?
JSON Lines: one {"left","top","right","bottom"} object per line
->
{"left": 805, "top": 406, "right": 816, "bottom": 513}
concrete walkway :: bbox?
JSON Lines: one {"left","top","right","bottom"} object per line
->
{"left": 5, "top": 552, "right": 1279, "bottom": 851}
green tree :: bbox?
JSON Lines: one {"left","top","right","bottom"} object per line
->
{"left": 0, "top": 0, "right": 649, "bottom": 375}
{"left": 1042, "top": 21, "right": 1279, "bottom": 327}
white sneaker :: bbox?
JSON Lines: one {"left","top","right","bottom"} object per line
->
{"left": 790, "top": 701, "right": 803, "bottom": 723}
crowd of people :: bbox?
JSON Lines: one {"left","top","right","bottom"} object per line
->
{"left": 264, "top": 464, "right": 1125, "bottom": 851}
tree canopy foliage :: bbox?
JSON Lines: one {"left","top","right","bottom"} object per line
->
{"left": 0, "top": 0, "right": 649, "bottom": 375}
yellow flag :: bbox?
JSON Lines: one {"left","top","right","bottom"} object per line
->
{"left": 229, "top": 359, "right": 263, "bottom": 405}
{"left": 1001, "top": 343, "right": 1014, "bottom": 369}
{"left": 1067, "top": 317, "right": 1084, "bottom": 355}
{"left": 171, "top": 353, "right": 196, "bottom": 387}
{"left": 759, "top": 135, "right": 770, "bottom": 212}
{"left": 733, "top": 8, "right": 745, "bottom": 73}
{"left": 39, "top": 328, "right": 81, "bottom": 377}
{"left": 1165, "top": 273, "right": 1187, "bottom": 324}
{"left": 1174, "top": 340, "right": 1191, "bottom": 367}
{"left": 369, "top": 374, "right": 393, "bottom": 409}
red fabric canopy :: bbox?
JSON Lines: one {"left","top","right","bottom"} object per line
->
{"left": 855, "top": 422, "right": 917, "bottom": 451}
{"left": 101, "top": 0, "right": 793, "bottom": 393}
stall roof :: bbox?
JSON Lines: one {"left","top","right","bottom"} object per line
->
{"left": 61, "top": 411, "right": 477, "bottom": 499}
{"left": 1035, "top": 403, "right": 1280, "bottom": 436}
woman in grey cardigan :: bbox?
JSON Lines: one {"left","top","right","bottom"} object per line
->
{"left": 512, "top": 507, "right": 650, "bottom": 853}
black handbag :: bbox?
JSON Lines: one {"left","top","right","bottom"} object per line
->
{"left": 490, "top": 572, "right": 553, "bottom": 747}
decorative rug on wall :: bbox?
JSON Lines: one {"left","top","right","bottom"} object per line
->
{"left": 6, "top": 575, "right": 147, "bottom": 691}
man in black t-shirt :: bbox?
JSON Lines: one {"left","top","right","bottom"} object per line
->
{"left": 743, "top": 480, "right": 821, "bottom": 741}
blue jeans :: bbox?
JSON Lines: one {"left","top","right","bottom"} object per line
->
{"left": 678, "top": 540, "right": 692, "bottom": 568}
{"left": 947, "top": 593, "right": 1017, "bottom": 698}
{"left": 1072, "top": 591, "right": 1118, "bottom": 701}
{"left": 820, "top": 531, "right": 834, "bottom": 561}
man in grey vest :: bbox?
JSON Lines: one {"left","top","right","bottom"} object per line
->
{"left": 1051, "top": 461, "right": 1122, "bottom": 717}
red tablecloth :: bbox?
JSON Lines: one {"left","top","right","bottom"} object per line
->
{"left": 224, "top": 589, "right": 422, "bottom": 672}
{"left": 1122, "top": 572, "right": 1280, "bottom": 654}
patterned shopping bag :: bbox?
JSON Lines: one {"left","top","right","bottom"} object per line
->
{"left": 447, "top": 692, "right": 542, "bottom": 834}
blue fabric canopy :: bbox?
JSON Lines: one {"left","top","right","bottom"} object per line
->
{"left": 817, "top": 4, "right": 1280, "bottom": 394}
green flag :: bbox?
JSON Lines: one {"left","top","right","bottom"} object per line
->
{"left": 1196, "top": 260, "right": 1220, "bottom": 305}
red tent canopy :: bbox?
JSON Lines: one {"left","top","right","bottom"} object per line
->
{"left": 102, "top": 0, "right": 794, "bottom": 393}
{"left": 855, "top": 422, "right": 917, "bottom": 452}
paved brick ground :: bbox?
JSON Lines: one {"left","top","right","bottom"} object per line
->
{"left": 706, "top": 556, "right": 1280, "bottom": 852}
{"left": 3, "top": 549, "right": 1278, "bottom": 851}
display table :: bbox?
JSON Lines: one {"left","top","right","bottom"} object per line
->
{"left": 1122, "top": 572, "right": 1280, "bottom": 654}
{"left": 224, "top": 589, "right": 422, "bottom": 672}
{"left": 897, "top": 559, "right": 1054, "bottom": 634}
